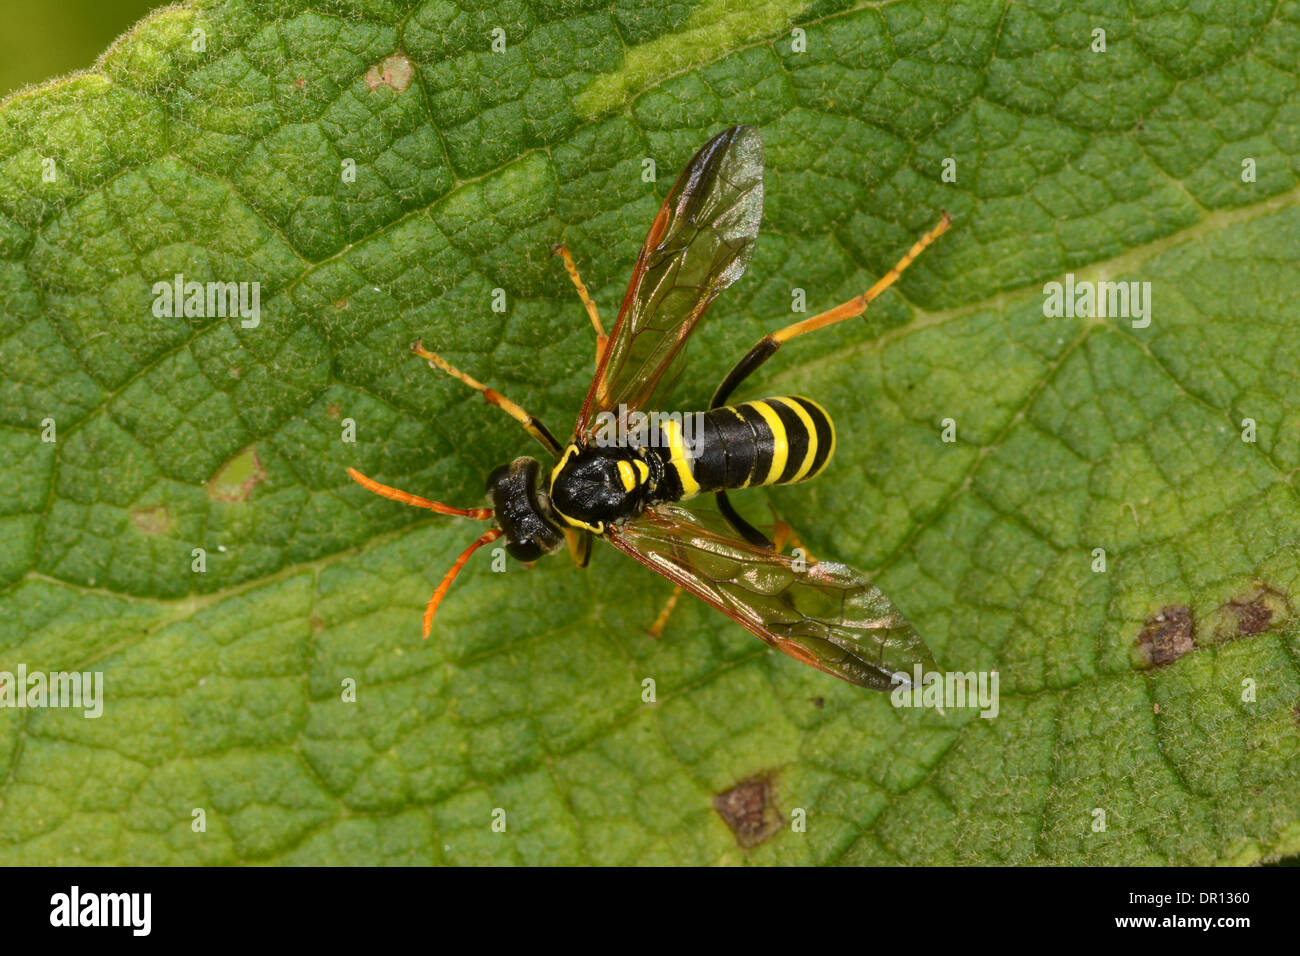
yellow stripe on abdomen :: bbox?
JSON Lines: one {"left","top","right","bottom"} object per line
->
{"left": 781, "top": 397, "right": 819, "bottom": 482}
{"left": 788, "top": 395, "right": 834, "bottom": 482}
{"left": 748, "top": 400, "right": 788, "bottom": 486}
{"left": 658, "top": 417, "right": 700, "bottom": 499}
{"left": 740, "top": 396, "right": 835, "bottom": 487}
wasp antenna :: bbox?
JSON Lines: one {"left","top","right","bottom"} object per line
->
{"left": 346, "top": 467, "right": 493, "bottom": 519}
{"left": 423, "top": 528, "right": 504, "bottom": 637}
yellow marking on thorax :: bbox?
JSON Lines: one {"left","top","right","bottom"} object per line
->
{"left": 548, "top": 444, "right": 605, "bottom": 533}
{"left": 617, "top": 460, "right": 637, "bottom": 492}
{"left": 550, "top": 444, "right": 579, "bottom": 490}
{"left": 659, "top": 418, "right": 699, "bottom": 499}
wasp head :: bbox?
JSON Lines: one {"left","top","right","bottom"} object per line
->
{"left": 486, "top": 457, "right": 565, "bottom": 562}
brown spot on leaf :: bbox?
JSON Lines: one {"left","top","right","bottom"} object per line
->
{"left": 295, "top": 76, "right": 305, "bottom": 89}
{"left": 1232, "top": 596, "right": 1273, "bottom": 635}
{"left": 1231, "top": 584, "right": 1290, "bottom": 635}
{"left": 812, "top": 696, "right": 824, "bottom": 710}
{"left": 1135, "top": 605, "right": 1195, "bottom": 668}
{"left": 713, "top": 773, "right": 780, "bottom": 848}
{"left": 365, "top": 54, "right": 413, "bottom": 92}
{"left": 1205, "top": 583, "right": 1292, "bottom": 644}
{"left": 334, "top": 299, "right": 349, "bottom": 310}
{"left": 130, "top": 505, "right": 172, "bottom": 535}
{"left": 310, "top": 615, "right": 326, "bottom": 634}
{"left": 206, "top": 447, "right": 267, "bottom": 502}
{"left": 325, "top": 403, "right": 341, "bottom": 419}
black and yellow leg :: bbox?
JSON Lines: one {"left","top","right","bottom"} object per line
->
{"left": 707, "top": 214, "right": 950, "bottom": 547}
{"left": 411, "top": 340, "right": 562, "bottom": 457}
{"left": 709, "top": 213, "right": 952, "bottom": 409}
{"left": 714, "top": 496, "right": 824, "bottom": 553}
{"left": 717, "top": 491, "right": 771, "bottom": 549}
{"left": 563, "top": 526, "right": 591, "bottom": 568}
{"left": 552, "top": 244, "right": 607, "bottom": 367}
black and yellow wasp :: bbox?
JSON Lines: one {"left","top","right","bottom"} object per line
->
{"left": 348, "top": 126, "right": 950, "bottom": 690}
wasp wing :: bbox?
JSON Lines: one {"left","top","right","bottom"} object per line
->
{"left": 606, "top": 504, "right": 938, "bottom": 690}
{"left": 574, "top": 125, "right": 764, "bottom": 437}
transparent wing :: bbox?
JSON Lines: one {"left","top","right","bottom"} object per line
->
{"left": 606, "top": 504, "right": 938, "bottom": 690}
{"left": 574, "top": 125, "right": 764, "bottom": 437}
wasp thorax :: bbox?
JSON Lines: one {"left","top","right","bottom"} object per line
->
{"left": 549, "top": 444, "right": 653, "bottom": 532}
{"left": 486, "top": 457, "right": 564, "bottom": 561}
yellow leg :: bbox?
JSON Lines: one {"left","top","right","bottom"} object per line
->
{"left": 647, "top": 586, "right": 682, "bottom": 640}
{"left": 770, "top": 506, "right": 817, "bottom": 564}
{"left": 552, "top": 244, "right": 607, "bottom": 366}
{"left": 411, "top": 340, "right": 561, "bottom": 456}
{"left": 771, "top": 213, "right": 952, "bottom": 345}
{"left": 711, "top": 214, "right": 952, "bottom": 410}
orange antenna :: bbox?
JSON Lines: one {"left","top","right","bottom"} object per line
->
{"left": 423, "top": 528, "right": 503, "bottom": 638}
{"left": 345, "top": 467, "right": 500, "bottom": 637}
{"left": 346, "top": 467, "right": 493, "bottom": 519}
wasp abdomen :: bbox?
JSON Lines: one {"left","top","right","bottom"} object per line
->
{"left": 651, "top": 396, "right": 835, "bottom": 501}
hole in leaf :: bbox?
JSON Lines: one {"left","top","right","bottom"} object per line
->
{"left": 129, "top": 505, "right": 172, "bottom": 535}
{"left": 206, "top": 446, "right": 266, "bottom": 502}
{"left": 365, "top": 54, "right": 412, "bottom": 92}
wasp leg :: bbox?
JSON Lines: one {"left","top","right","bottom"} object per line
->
{"left": 552, "top": 244, "right": 607, "bottom": 367}
{"left": 714, "top": 493, "right": 823, "bottom": 556}
{"left": 717, "top": 490, "right": 772, "bottom": 549}
{"left": 710, "top": 213, "right": 951, "bottom": 409}
{"left": 411, "top": 341, "right": 562, "bottom": 457}
{"left": 563, "top": 527, "right": 591, "bottom": 568}
{"left": 646, "top": 585, "right": 683, "bottom": 640}
{"left": 770, "top": 504, "right": 817, "bottom": 563}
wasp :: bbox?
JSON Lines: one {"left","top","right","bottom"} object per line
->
{"left": 347, "top": 126, "right": 951, "bottom": 690}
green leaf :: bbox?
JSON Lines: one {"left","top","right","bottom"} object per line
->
{"left": 2, "top": 0, "right": 1299, "bottom": 865}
